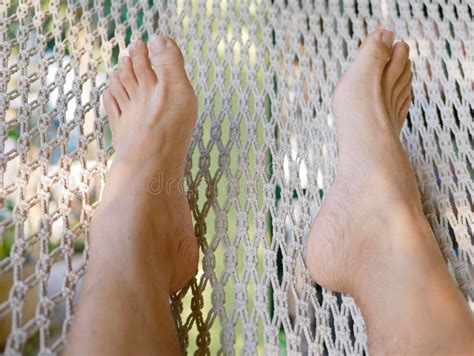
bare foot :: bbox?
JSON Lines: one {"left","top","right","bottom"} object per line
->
{"left": 305, "top": 29, "right": 416, "bottom": 294}
{"left": 97, "top": 35, "right": 198, "bottom": 294}
{"left": 305, "top": 29, "right": 474, "bottom": 353}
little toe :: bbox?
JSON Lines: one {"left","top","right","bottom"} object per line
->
{"left": 103, "top": 89, "right": 120, "bottom": 134}
{"left": 148, "top": 35, "right": 192, "bottom": 89}
{"left": 108, "top": 70, "right": 129, "bottom": 109}
{"left": 117, "top": 56, "right": 138, "bottom": 97}
{"left": 383, "top": 42, "right": 410, "bottom": 91}
{"left": 128, "top": 40, "right": 157, "bottom": 86}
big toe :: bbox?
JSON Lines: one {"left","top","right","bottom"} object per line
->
{"left": 148, "top": 35, "right": 191, "bottom": 88}
{"left": 354, "top": 29, "right": 394, "bottom": 75}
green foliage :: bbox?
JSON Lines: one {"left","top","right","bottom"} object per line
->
{"left": 0, "top": 227, "right": 15, "bottom": 260}
{"left": 7, "top": 129, "right": 19, "bottom": 139}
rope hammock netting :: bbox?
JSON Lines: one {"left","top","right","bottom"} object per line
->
{"left": 0, "top": 0, "right": 472, "bottom": 354}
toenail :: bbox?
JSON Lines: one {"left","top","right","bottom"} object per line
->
{"left": 380, "top": 29, "right": 394, "bottom": 48}
{"left": 150, "top": 35, "right": 168, "bottom": 55}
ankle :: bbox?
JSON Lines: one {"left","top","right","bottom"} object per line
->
{"left": 348, "top": 203, "right": 441, "bottom": 297}
{"left": 349, "top": 205, "right": 474, "bottom": 354}
{"left": 97, "top": 172, "right": 171, "bottom": 216}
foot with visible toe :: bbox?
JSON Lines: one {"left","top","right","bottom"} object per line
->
{"left": 95, "top": 35, "right": 198, "bottom": 294}
{"left": 305, "top": 29, "right": 474, "bottom": 354}
{"left": 305, "top": 29, "right": 417, "bottom": 294}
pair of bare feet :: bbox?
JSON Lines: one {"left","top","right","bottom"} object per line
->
{"left": 101, "top": 30, "right": 416, "bottom": 296}
{"left": 70, "top": 30, "right": 473, "bottom": 354}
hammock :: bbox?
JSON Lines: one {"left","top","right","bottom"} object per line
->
{"left": 1, "top": 0, "right": 472, "bottom": 354}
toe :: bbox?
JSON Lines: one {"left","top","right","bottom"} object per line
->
{"left": 395, "top": 72, "right": 412, "bottom": 108}
{"left": 148, "top": 35, "right": 192, "bottom": 88}
{"left": 103, "top": 89, "right": 120, "bottom": 134}
{"left": 109, "top": 70, "right": 129, "bottom": 109}
{"left": 396, "top": 75, "right": 413, "bottom": 128}
{"left": 128, "top": 40, "right": 157, "bottom": 86}
{"left": 355, "top": 29, "right": 394, "bottom": 75}
{"left": 383, "top": 42, "right": 409, "bottom": 92}
{"left": 117, "top": 56, "right": 138, "bottom": 97}
{"left": 392, "top": 61, "right": 412, "bottom": 106}
{"left": 397, "top": 94, "right": 412, "bottom": 131}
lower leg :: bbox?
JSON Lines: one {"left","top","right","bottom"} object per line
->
{"left": 354, "top": 208, "right": 473, "bottom": 354}
{"left": 67, "top": 201, "right": 181, "bottom": 354}
{"left": 65, "top": 36, "right": 198, "bottom": 355}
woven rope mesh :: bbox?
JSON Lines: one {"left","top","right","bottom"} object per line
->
{"left": 1, "top": 0, "right": 473, "bottom": 354}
